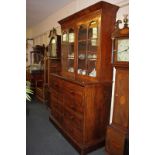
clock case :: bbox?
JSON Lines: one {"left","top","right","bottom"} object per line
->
{"left": 48, "top": 28, "right": 61, "bottom": 59}
{"left": 105, "top": 21, "right": 129, "bottom": 155}
{"left": 112, "top": 22, "right": 129, "bottom": 67}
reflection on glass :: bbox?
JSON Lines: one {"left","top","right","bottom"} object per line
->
{"left": 51, "top": 38, "right": 56, "bottom": 57}
{"left": 69, "top": 29, "right": 74, "bottom": 43}
{"left": 62, "top": 33, "right": 67, "bottom": 42}
{"left": 88, "top": 21, "right": 98, "bottom": 39}
{"left": 51, "top": 38, "right": 56, "bottom": 44}
{"left": 78, "top": 41, "right": 86, "bottom": 53}
{"left": 69, "top": 33, "right": 74, "bottom": 43}
{"left": 67, "top": 29, "right": 75, "bottom": 73}
{"left": 78, "top": 25, "right": 87, "bottom": 40}
{"left": 68, "top": 44, "right": 74, "bottom": 56}
{"left": 68, "top": 60, "right": 74, "bottom": 72}
{"left": 92, "top": 27, "right": 97, "bottom": 38}
{"left": 88, "top": 40, "right": 97, "bottom": 52}
{"left": 87, "top": 61, "right": 96, "bottom": 77}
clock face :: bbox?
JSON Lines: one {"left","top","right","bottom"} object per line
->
{"left": 117, "top": 39, "right": 129, "bottom": 62}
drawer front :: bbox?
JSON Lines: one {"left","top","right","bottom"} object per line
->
{"left": 51, "top": 108, "right": 62, "bottom": 124}
{"left": 50, "top": 76, "right": 62, "bottom": 90}
{"left": 106, "top": 126, "right": 126, "bottom": 155}
{"left": 50, "top": 90, "right": 63, "bottom": 103}
{"left": 52, "top": 100, "right": 63, "bottom": 114}
{"left": 63, "top": 81, "right": 84, "bottom": 96}
{"left": 50, "top": 88, "right": 63, "bottom": 113}
{"left": 63, "top": 91, "right": 84, "bottom": 115}
{"left": 50, "top": 88, "right": 58, "bottom": 101}
{"left": 64, "top": 118, "right": 83, "bottom": 144}
{"left": 49, "top": 88, "right": 57, "bottom": 109}
{"left": 64, "top": 107, "right": 83, "bottom": 131}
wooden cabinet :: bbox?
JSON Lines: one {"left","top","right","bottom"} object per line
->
{"left": 106, "top": 125, "right": 127, "bottom": 155}
{"left": 105, "top": 67, "right": 129, "bottom": 155}
{"left": 49, "top": 74, "right": 112, "bottom": 154}
{"left": 49, "top": 1, "right": 119, "bottom": 154}
{"left": 60, "top": 2, "right": 119, "bottom": 82}
{"left": 105, "top": 18, "right": 129, "bottom": 155}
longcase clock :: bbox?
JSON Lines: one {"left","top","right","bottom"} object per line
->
{"left": 105, "top": 16, "right": 129, "bottom": 155}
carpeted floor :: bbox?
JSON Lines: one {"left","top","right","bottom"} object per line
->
{"left": 26, "top": 99, "right": 107, "bottom": 155}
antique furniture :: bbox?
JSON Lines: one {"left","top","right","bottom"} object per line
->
{"left": 26, "top": 45, "right": 45, "bottom": 93}
{"left": 47, "top": 27, "right": 61, "bottom": 58}
{"left": 105, "top": 16, "right": 129, "bottom": 155}
{"left": 30, "top": 45, "right": 45, "bottom": 102}
{"left": 45, "top": 57, "right": 61, "bottom": 106}
{"left": 49, "top": 1, "right": 119, "bottom": 155}
{"left": 26, "top": 39, "right": 34, "bottom": 67}
{"left": 45, "top": 29, "right": 61, "bottom": 106}
{"left": 46, "top": 28, "right": 61, "bottom": 86}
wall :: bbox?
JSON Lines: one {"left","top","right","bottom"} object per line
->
{"left": 26, "top": 0, "right": 129, "bottom": 123}
{"left": 26, "top": 0, "right": 129, "bottom": 45}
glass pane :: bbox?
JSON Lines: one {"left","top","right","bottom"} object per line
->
{"left": 69, "top": 29, "right": 74, "bottom": 43}
{"left": 68, "top": 43, "right": 74, "bottom": 58}
{"left": 88, "top": 21, "right": 98, "bottom": 39}
{"left": 88, "top": 39, "right": 98, "bottom": 53}
{"left": 68, "top": 29, "right": 75, "bottom": 72}
{"left": 68, "top": 43, "right": 74, "bottom": 72}
{"left": 87, "top": 60, "right": 96, "bottom": 77}
{"left": 78, "top": 24, "right": 87, "bottom": 40}
{"left": 61, "top": 43, "right": 68, "bottom": 72}
{"left": 51, "top": 38, "right": 57, "bottom": 57}
{"left": 62, "top": 32, "right": 67, "bottom": 42}
{"left": 87, "top": 20, "right": 98, "bottom": 77}
{"left": 67, "top": 59, "right": 74, "bottom": 72}
{"left": 78, "top": 41, "right": 87, "bottom": 54}
{"left": 77, "top": 41, "right": 87, "bottom": 75}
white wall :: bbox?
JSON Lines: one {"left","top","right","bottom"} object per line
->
{"left": 26, "top": 0, "right": 129, "bottom": 123}
{"left": 27, "top": 0, "right": 129, "bottom": 39}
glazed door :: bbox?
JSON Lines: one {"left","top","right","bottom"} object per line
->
{"left": 61, "top": 28, "right": 75, "bottom": 76}
{"left": 77, "top": 16, "right": 101, "bottom": 79}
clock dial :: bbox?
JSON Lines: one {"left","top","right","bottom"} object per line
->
{"left": 117, "top": 39, "right": 129, "bottom": 62}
